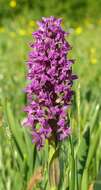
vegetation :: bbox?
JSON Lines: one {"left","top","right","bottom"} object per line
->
{"left": 0, "top": 1, "right": 101, "bottom": 189}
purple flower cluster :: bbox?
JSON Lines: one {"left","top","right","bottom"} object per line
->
{"left": 22, "top": 16, "right": 77, "bottom": 150}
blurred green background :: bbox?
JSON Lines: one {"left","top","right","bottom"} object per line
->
{"left": 0, "top": 0, "right": 101, "bottom": 190}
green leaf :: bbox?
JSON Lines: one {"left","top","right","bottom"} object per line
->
{"left": 94, "top": 167, "right": 101, "bottom": 190}
{"left": 81, "top": 123, "right": 101, "bottom": 190}
{"left": 76, "top": 127, "right": 90, "bottom": 188}
{"left": 6, "top": 101, "right": 26, "bottom": 159}
{"left": 49, "top": 145, "right": 60, "bottom": 190}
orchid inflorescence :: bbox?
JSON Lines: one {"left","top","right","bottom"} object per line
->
{"left": 22, "top": 16, "right": 77, "bottom": 150}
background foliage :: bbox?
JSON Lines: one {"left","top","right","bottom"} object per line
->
{"left": 0, "top": 0, "right": 101, "bottom": 23}
{"left": 0, "top": 0, "right": 101, "bottom": 189}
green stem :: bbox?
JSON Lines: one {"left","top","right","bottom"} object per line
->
{"left": 81, "top": 168, "right": 88, "bottom": 190}
{"left": 75, "top": 156, "right": 79, "bottom": 190}
{"left": 48, "top": 145, "right": 60, "bottom": 190}
{"left": 69, "top": 136, "right": 75, "bottom": 190}
{"left": 76, "top": 83, "right": 81, "bottom": 143}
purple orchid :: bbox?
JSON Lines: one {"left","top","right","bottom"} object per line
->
{"left": 22, "top": 16, "right": 77, "bottom": 150}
